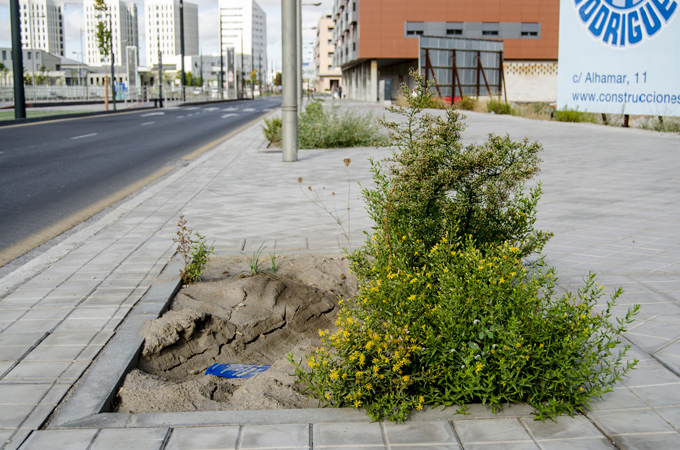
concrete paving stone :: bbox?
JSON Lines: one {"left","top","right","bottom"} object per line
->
{"left": 33, "top": 296, "right": 81, "bottom": 308}
{"left": 453, "top": 419, "right": 533, "bottom": 444}
{"left": 165, "top": 426, "right": 239, "bottom": 450}
{"left": 3, "top": 360, "right": 71, "bottom": 381}
{"left": 39, "top": 331, "right": 98, "bottom": 347}
{"left": 535, "top": 437, "right": 615, "bottom": 450}
{"left": 0, "top": 384, "right": 52, "bottom": 405}
{"left": 0, "top": 345, "right": 31, "bottom": 361}
{"left": 588, "top": 409, "right": 676, "bottom": 435}
{"left": 461, "top": 442, "right": 539, "bottom": 450}
{"left": 382, "top": 421, "right": 457, "bottom": 445}
{"left": 0, "top": 310, "right": 28, "bottom": 321}
{"left": 0, "top": 290, "right": 50, "bottom": 302}
{"left": 75, "top": 344, "right": 105, "bottom": 361}
{"left": 53, "top": 317, "right": 111, "bottom": 333}
{"left": 520, "top": 415, "right": 603, "bottom": 440}
{"left": 610, "top": 431, "right": 680, "bottom": 450}
{"left": 3, "top": 320, "right": 60, "bottom": 334}
{"left": 19, "top": 404, "right": 55, "bottom": 429}
{"left": 239, "top": 424, "right": 309, "bottom": 449}
{"left": 57, "top": 360, "right": 91, "bottom": 382}
{"left": 0, "top": 430, "right": 14, "bottom": 447}
{"left": 630, "top": 384, "right": 680, "bottom": 408}
{"left": 622, "top": 364, "right": 680, "bottom": 387}
{"left": 17, "top": 429, "right": 98, "bottom": 450}
{"left": 0, "top": 361, "right": 13, "bottom": 375}
{"left": 19, "top": 308, "right": 71, "bottom": 321}
{"left": 0, "top": 405, "right": 35, "bottom": 429}
{"left": 656, "top": 406, "right": 680, "bottom": 429}
{"left": 89, "top": 331, "right": 114, "bottom": 346}
{"left": 66, "top": 307, "right": 120, "bottom": 319}
{"left": 3, "top": 430, "right": 32, "bottom": 450}
{"left": 0, "top": 298, "right": 42, "bottom": 309}
{"left": 313, "top": 422, "right": 383, "bottom": 447}
{"left": 40, "top": 383, "right": 70, "bottom": 405}
{"left": 90, "top": 428, "right": 169, "bottom": 450}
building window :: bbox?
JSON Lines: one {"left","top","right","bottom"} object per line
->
{"left": 446, "top": 29, "right": 462, "bottom": 36}
{"left": 521, "top": 23, "right": 540, "bottom": 38}
{"left": 482, "top": 23, "right": 499, "bottom": 36}
{"left": 405, "top": 22, "right": 425, "bottom": 37}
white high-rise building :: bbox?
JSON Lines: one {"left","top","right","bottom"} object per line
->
{"left": 219, "top": 0, "right": 267, "bottom": 82}
{"left": 83, "top": 0, "right": 139, "bottom": 67}
{"left": 19, "top": 0, "right": 64, "bottom": 57}
{"left": 145, "top": 0, "right": 199, "bottom": 67}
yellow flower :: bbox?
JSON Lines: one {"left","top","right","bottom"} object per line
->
{"left": 408, "top": 294, "right": 416, "bottom": 301}
{"left": 443, "top": 268, "right": 449, "bottom": 273}
{"left": 330, "top": 370, "right": 339, "bottom": 380}
{"left": 403, "top": 375, "right": 411, "bottom": 383}
{"left": 354, "top": 399, "right": 362, "bottom": 408}
{"left": 516, "top": 343, "right": 521, "bottom": 347}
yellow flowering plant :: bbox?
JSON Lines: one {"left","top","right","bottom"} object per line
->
{"left": 290, "top": 72, "right": 638, "bottom": 422}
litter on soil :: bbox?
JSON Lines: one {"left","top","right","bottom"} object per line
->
{"left": 115, "top": 253, "right": 357, "bottom": 413}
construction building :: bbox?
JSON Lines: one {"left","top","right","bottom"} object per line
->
{"left": 314, "top": 14, "right": 342, "bottom": 95}
{"left": 331, "top": 0, "right": 559, "bottom": 102}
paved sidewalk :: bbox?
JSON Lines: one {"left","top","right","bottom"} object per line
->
{"left": 0, "top": 102, "right": 679, "bottom": 449}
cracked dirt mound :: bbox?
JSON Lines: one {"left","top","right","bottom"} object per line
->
{"left": 115, "top": 254, "right": 356, "bottom": 413}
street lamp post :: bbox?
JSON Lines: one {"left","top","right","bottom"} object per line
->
{"left": 282, "top": 0, "right": 297, "bottom": 162}
{"left": 180, "top": 0, "right": 186, "bottom": 102}
{"left": 9, "top": 0, "right": 25, "bottom": 119}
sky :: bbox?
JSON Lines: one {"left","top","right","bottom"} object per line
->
{"left": 0, "top": 0, "right": 333, "bottom": 70}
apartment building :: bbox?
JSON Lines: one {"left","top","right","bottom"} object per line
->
{"left": 19, "top": 0, "right": 64, "bottom": 57}
{"left": 332, "top": 0, "right": 559, "bottom": 101}
{"left": 314, "top": 14, "right": 342, "bottom": 94}
{"left": 83, "top": 0, "right": 139, "bottom": 68}
{"left": 145, "top": 0, "right": 199, "bottom": 67}
{"left": 218, "top": 0, "right": 267, "bottom": 84}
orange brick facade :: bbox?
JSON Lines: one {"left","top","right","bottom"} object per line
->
{"left": 357, "top": 0, "right": 559, "bottom": 61}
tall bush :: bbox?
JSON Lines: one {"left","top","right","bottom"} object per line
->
{"left": 292, "top": 71, "right": 638, "bottom": 422}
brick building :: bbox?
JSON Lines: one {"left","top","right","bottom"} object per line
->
{"left": 331, "top": 0, "right": 559, "bottom": 102}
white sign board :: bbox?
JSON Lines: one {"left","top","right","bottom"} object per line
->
{"left": 557, "top": 0, "right": 680, "bottom": 116}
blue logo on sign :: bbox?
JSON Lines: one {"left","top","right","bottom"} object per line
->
{"left": 574, "top": 0, "right": 678, "bottom": 47}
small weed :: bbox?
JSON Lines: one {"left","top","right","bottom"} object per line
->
{"left": 173, "top": 213, "right": 214, "bottom": 284}
{"left": 298, "top": 158, "right": 353, "bottom": 249}
{"left": 487, "top": 99, "right": 514, "bottom": 115}
{"left": 639, "top": 115, "right": 680, "bottom": 133}
{"left": 552, "top": 107, "right": 597, "bottom": 123}
{"left": 455, "top": 96, "right": 477, "bottom": 111}
{"left": 242, "top": 243, "right": 267, "bottom": 275}
{"left": 269, "top": 251, "right": 279, "bottom": 272}
{"left": 262, "top": 116, "right": 282, "bottom": 146}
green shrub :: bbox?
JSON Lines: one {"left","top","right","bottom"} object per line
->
{"left": 262, "top": 102, "right": 385, "bottom": 148}
{"left": 552, "top": 107, "right": 597, "bottom": 123}
{"left": 455, "top": 96, "right": 477, "bottom": 111}
{"left": 262, "top": 116, "right": 282, "bottom": 145}
{"left": 487, "top": 99, "right": 514, "bottom": 115}
{"left": 292, "top": 70, "right": 638, "bottom": 422}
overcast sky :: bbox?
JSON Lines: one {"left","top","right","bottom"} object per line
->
{"left": 0, "top": 0, "right": 332, "bottom": 69}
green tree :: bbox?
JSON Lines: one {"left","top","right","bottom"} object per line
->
{"left": 93, "top": 0, "right": 111, "bottom": 60}
{"left": 0, "top": 63, "right": 9, "bottom": 86}
{"left": 273, "top": 72, "right": 282, "bottom": 86}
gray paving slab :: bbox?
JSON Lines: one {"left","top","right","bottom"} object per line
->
{"left": 0, "top": 102, "right": 679, "bottom": 448}
{"left": 17, "top": 429, "right": 98, "bottom": 450}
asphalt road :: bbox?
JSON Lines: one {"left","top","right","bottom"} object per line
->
{"left": 0, "top": 97, "right": 281, "bottom": 264}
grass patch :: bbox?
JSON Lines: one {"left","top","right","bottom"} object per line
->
{"left": 263, "top": 101, "right": 385, "bottom": 148}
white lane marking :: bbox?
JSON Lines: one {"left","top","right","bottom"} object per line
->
{"left": 184, "top": 107, "right": 200, "bottom": 110}
{"left": 142, "top": 121, "right": 155, "bottom": 126}
{"left": 222, "top": 114, "right": 237, "bottom": 118}
{"left": 141, "top": 112, "right": 165, "bottom": 117}
{"left": 223, "top": 107, "right": 238, "bottom": 111}
{"left": 71, "top": 133, "right": 97, "bottom": 140}
{"left": 243, "top": 108, "right": 255, "bottom": 112}
{"left": 203, "top": 107, "right": 219, "bottom": 112}
{"left": 177, "top": 116, "right": 184, "bottom": 119}
{"left": 263, "top": 108, "right": 273, "bottom": 111}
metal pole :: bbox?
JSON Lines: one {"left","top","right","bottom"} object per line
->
{"left": 296, "top": 0, "right": 302, "bottom": 113}
{"left": 219, "top": 8, "right": 224, "bottom": 99}
{"left": 158, "top": 33, "right": 163, "bottom": 108}
{"left": 109, "top": 12, "right": 116, "bottom": 110}
{"left": 251, "top": 51, "right": 254, "bottom": 99}
{"left": 240, "top": 32, "right": 244, "bottom": 99}
{"left": 180, "top": 0, "right": 186, "bottom": 102}
{"left": 282, "top": 0, "right": 298, "bottom": 162}
{"left": 10, "top": 0, "right": 25, "bottom": 119}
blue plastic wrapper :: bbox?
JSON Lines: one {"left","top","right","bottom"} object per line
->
{"left": 205, "top": 363, "right": 271, "bottom": 379}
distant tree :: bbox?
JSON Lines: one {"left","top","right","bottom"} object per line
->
{"left": 93, "top": 0, "right": 111, "bottom": 61}
{"left": 0, "top": 63, "right": 8, "bottom": 86}
{"left": 274, "top": 72, "right": 282, "bottom": 86}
